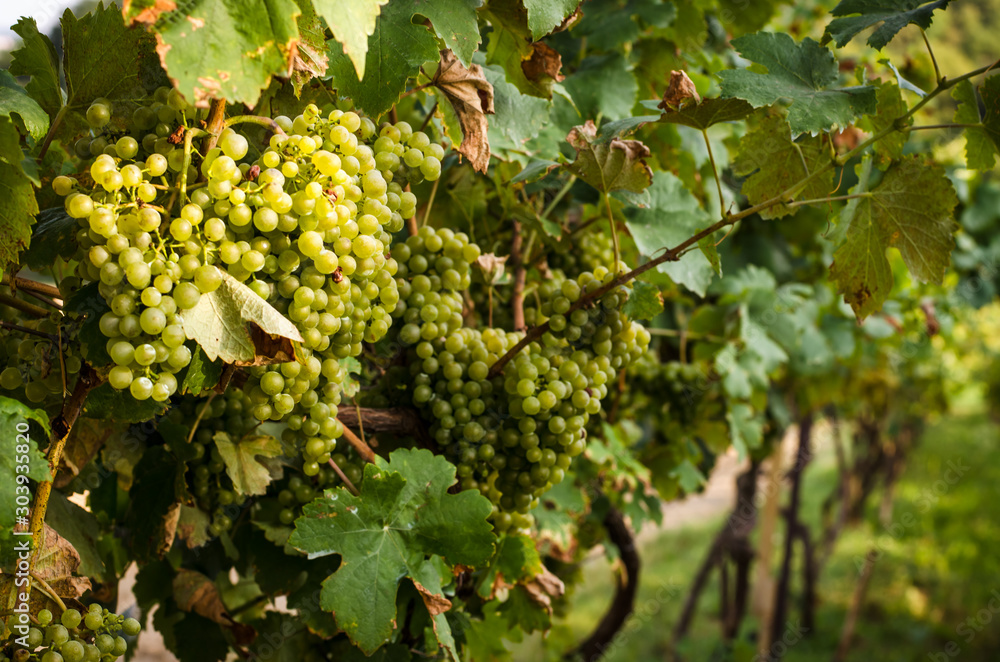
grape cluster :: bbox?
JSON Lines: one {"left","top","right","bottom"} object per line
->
{"left": 9, "top": 605, "right": 140, "bottom": 662}
{"left": 405, "top": 266, "right": 649, "bottom": 533}
{"left": 257, "top": 461, "right": 362, "bottom": 530}
{"left": 547, "top": 225, "right": 616, "bottom": 277}
{"left": 54, "top": 97, "right": 448, "bottom": 475}
{"left": 0, "top": 316, "right": 82, "bottom": 404}
{"left": 165, "top": 392, "right": 258, "bottom": 535}
{"left": 392, "top": 226, "right": 480, "bottom": 346}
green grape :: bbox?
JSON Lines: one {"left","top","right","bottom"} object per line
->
{"left": 61, "top": 608, "right": 82, "bottom": 629}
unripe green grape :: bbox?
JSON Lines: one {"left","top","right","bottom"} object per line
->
{"left": 173, "top": 282, "right": 201, "bottom": 309}
{"left": 130, "top": 376, "right": 154, "bottom": 400}
{"left": 86, "top": 103, "right": 110, "bottom": 128}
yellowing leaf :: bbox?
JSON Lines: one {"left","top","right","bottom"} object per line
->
{"left": 829, "top": 157, "right": 958, "bottom": 318}
{"left": 181, "top": 270, "right": 303, "bottom": 366}
{"left": 214, "top": 431, "right": 283, "bottom": 496}
{"left": 314, "top": 0, "right": 389, "bottom": 79}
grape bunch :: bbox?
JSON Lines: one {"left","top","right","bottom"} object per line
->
{"left": 404, "top": 265, "right": 650, "bottom": 533}
{"left": 0, "top": 316, "right": 82, "bottom": 404}
{"left": 392, "top": 226, "right": 480, "bottom": 346}
{"left": 547, "top": 224, "right": 616, "bottom": 277}
{"left": 256, "top": 461, "right": 362, "bottom": 531}
{"left": 7, "top": 605, "right": 140, "bottom": 662}
{"left": 54, "top": 96, "right": 448, "bottom": 475}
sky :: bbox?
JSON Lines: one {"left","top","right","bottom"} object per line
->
{"left": 0, "top": 3, "right": 65, "bottom": 38}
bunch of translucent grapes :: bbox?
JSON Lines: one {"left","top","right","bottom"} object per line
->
{"left": 11, "top": 605, "right": 140, "bottom": 662}
{"left": 0, "top": 317, "right": 82, "bottom": 404}
{"left": 547, "top": 224, "right": 616, "bottom": 277}
{"left": 74, "top": 87, "right": 201, "bottom": 166}
{"left": 256, "top": 457, "right": 362, "bottom": 530}
{"left": 166, "top": 392, "right": 258, "bottom": 535}
{"left": 391, "top": 226, "right": 480, "bottom": 346}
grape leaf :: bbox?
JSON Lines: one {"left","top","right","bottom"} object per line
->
{"left": 432, "top": 50, "right": 495, "bottom": 173}
{"left": 727, "top": 403, "right": 762, "bottom": 459}
{"left": 625, "top": 171, "right": 715, "bottom": 296}
{"left": 9, "top": 18, "right": 63, "bottom": 120}
{"left": 952, "top": 77, "right": 1000, "bottom": 171}
{"left": 566, "top": 120, "right": 653, "bottom": 195}
{"left": 481, "top": 63, "right": 551, "bottom": 157}
{"left": 829, "top": 157, "right": 958, "bottom": 318}
{"left": 860, "top": 80, "right": 909, "bottom": 168}
{"left": 45, "top": 491, "right": 107, "bottom": 580}
{"left": 523, "top": 0, "right": 581, "bottom": 39}
{"left": 180, "top": 270, "right": 303, "bottom": 365}
{"left": 564, "top": 54, "right": 637, "bottom": 122}
{"left": 641, "top": 96, "right": 754, "bottom": 131}
{"left": 83, "top": 382, "right": 170, "bottom": 422}
{"left": 477, "top": 534, "right": 544, "bottom": 599}
{"left": 483, "top": 1, "right": 558, "bottom": 98}
{"left": 411, "top": 0, "right": 483, "bottom": 66}
{"left": 214, "top": 431, "right": 282, "bottom": 496}
{"left": 511, "top": 159, "right": 560, "bottom": 183}
{"left": 289, "top": 448, "right": 495, "bottom": 654}
{"left": 23, "top": 208, "right": 79, "bottom": 270}
{"left": 0, "top": 523, "right": 92, "bottom": 615}
{"left": 126, "top": 446, "right": 183, "bottom": 561}
{"left": 0, "top": 396, "right": 50, "bottom": 563}
{"left": 822, "top": 0, "right": 952, "bottom": 50}
{"left": 326, "top": 0, "right": 440, "bottom": 117}
{"left": 179, "top": 347, "right": 224, "bottom": 395}
{"left": 731, "top": 114, "right": 832, "bottom": 219}
{"left": 314, "top": 0, "right": 388, "bottom": 79}
{"left": 151, "top": 0, "right": 301, "bottom": 107}
{"left": 718, "top": 32, "right": 877, "bottom": 134}
{"left": 0, "top": 70, "right": 49, "bottom": 141}
{"left": 623, "top": 281, "right": 664, "bottom": 320}
{"left": 0, "top": 117, "right": 38, "bottom": 280}
{"left": 290, "top": 0, "right": 330, "bottom": 95}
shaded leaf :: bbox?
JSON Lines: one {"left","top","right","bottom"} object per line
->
{"left": 83, "top": 382, "right": 168, "bottom": 422}
{"left": 176, "top": 505, "right": 212, "bottom": 549}
{"left": 290, "top": 0, "right": 330, "bottom": 94}
{"left": 564, "top": 53, "right": 637, "bottom": 122}
{"left": 289, "top": 448, "right": 495, "bottom": 654}
{"left": 731, "top": 114, "right": 832, "bottom": 219}
{"left": 9, "top": 18, "right": 62, "bottom": 119}
{"left": 314, "top": 0, "right": 389, "bottom": 79}
{"left": 181, "top": 270, "right": 303, "bottom": 365}
{"left": 719, "top": 32, "right": 877, "bottom": 134}
{"left": 952, "top": 76, "right": 1000, "bottom": 171}
{"left": 477, "top": 534, "right": 543, "bottom": 599}
{"left": 411, "top": 0, "right": 483, "bottom": 66}
{"left": 326, "top": 1, "right": 440, "bottom": 117}
{"left": 829, "top": 157, "right": 958, "bottom": 318}
{"left": 861, "top": 80, "right": 909, "bottom": 168}
{"left": 727, "top": 403, "right": 762, "bottom": 459}
{"left": 214, "top": 431, "right": 282, "bottom": 496}
{"left": 126, "top": 446, "right": 182, "bottom": 560}
{"left": 151, "top": 0, "right": 301, "bottom": 107}
{"left": 566, "top": 120, "right": 652, "bottom": 195}
{"left": 823, "top": 0, "right": 952, "bottom": 50}
{"left": 23, "top": 208, "right": 79, "bottom": 270}
{"left": 524, "top": 0, "right": 582, "bottom": 39}
{"left": 0, "top": 117, "right": 38, "bottom": 278}
{"left": 180, "top": 347, "right": 224, "bottom": 395}
{"left": 511, "top": 159, "right": 560, "bottom": 183}
{"left": 433, "top": 50, "right": 495, "bottom": 173}
{"left": 625, "top": 171, "right": 715, "bottom": 296}
{"left": 45, "top": 491, "right": 106, "bottom": 581}
{"left": 56, "top": 415, "right": 125, "bottom": 488}
{"left": 483, "top": 1, "right": 557, "bottom": 98}
{"left": 622, "top": 281, "right": 663, "bottom": 320}
{"left": 482, "top": 63, "right": 551, "bottom": 156}
{"left": 642, "top": 96, "right": 754, "bottom": 130}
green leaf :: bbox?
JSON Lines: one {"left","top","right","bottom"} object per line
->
{"left": 316, "top": 0, "right": 389, "bottom": 78}
{"left": 727, "top": 403, "right": 762, "bottom": 460}
{"left": 564, "top": 54, "right": 638, "bottom": 122}
{"left": 483, "top": 1, "right": 556, "bottom": 99}
{"left": 566, "top": 121, "right": 652, "bottom": 195}
{"left": 482, "top": 63, "right": 552, "bottom": 156}
{"left": 829, "top": 157, "right": 958, "bottom": 318}
{"left": 641, "top": 97, "right": 754, "bottom": 131}
{"left": 622, "top": 281, "right": 663, "bottom": 320}
{"left": 213, "top": 431, "right": 282, "bottom": 496}
{"left": 411, "top": 0, "right": 483, "bottom": 66}
{"left": 524, "top": 0, "right": 581, "bottom": 39}
{"left": 126, "top": 446, "right": 182, "bottom": 561}
{"left": 82, "top": 382, "right": 169, "bottom": 423}
{"left": 179, "top": 348, "right": 224, "bottom": 395}
{"left": 823, "top": 0, "right": 952, "bottom": 50}
{"left": 289, "top": 448, "right": 495, "bottom": 654}
{"left": 719, "top": 32, "right": 877, "bottom": 134}
{"left": 625, "top": 171, "right": 715, "bottom": 296}
{"left": 176, "top": 504, "right": 212, "bottom": 549}
{"left": 477, "top": 534, "right": 543, "bottom": 599}
{"left": 180, "top": 269, "right": 303, "bottom": 365}
{"left": 65, "top": 282, "right": 113, "bottom": 367}
{"left": 0, "top": 117, "right": 38, "bottom": 277}
{"left": 61, "top": 3, "right": 165, "bottom": 123}
{"left": 152, "top": 0, "right": 301, "bottom": 107}
{"left": 9, "top": 18, "right": 63, "bottom": 120}
{"left": 861, "top": 80, "right": 909, "bottom": 168}
{"left": 327, "top": 0, "right": 440, "bottom": 117}
{"left": 0, "top": 70, "right": 50, "bottom": 141}
{"left": 731, "top": 115, "right": 833, "bottom": 219}
{"left": 23, "top": 208, "right": 79, "bottom": 270}
{"left": 511, "top": 159, "right": 560, "bottom": 183}
{"left": 0, "top": 396, "right": 50, "bottom": 556}
{"left": 952, "top": 77, "right": 1000, "bottom": 171}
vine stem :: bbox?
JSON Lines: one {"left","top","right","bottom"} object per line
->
{"left": 0, "top": 292, "right": 50, "bottom": 318}
{"left": 3, "top": 275, "right": 62, "bottom": 299}
{"left": 186, "top": 392, "right": 217, "bottom": 446}
{"left": 510, "top": 219, "right": 526, "bottom": 331}
{"left": 921, "top": 29, "right": 942, "bottom": 85}
{"left": 340, "top": 426, "right": 377, "bottom": 464}
{"left": 202, "top": 99, "right": 227, "bottom": 154}
{"left": 36, "top": 106, "right": 68, "bottom": 161}
{"left": 540, "top": 175, "right": 577, "bottom": 222}
{"left": 421, "top": 177, "right": 440, "bottom": 228}
{"left": 0, "top": 320, "right": 56, "bottom": 340}
{"left": 327, "top": 457, "right": 360, "bottom": 496}
{"left": 487, "top": 58, "right": 1000, "bottom": 379}
{"left": 17, "top": 366, "right": 102, "bottom": 617}
{"left": 224, "top": 115, "right": 287, "bottom": 136}
{"left": 179, "top": 128, "right": 196, "bottom": 207}
{"left": 701, "top": 128, "right": 726, "bottom": 215}
{"left": 604, "top": 193, "right": 622, "bottom": 271}
{"left": 30, "top": 572, "right": 67, "bottom": 613}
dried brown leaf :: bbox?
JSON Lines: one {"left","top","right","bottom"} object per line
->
{"left": 522, "top": 566, "right": 565, "bottom": 614}
{"left": 522, "top": 42, "right": 565, "bottom": 84}
{"left": 433, "top": 50, "right": 495, "bottom": 173}
{"left": 659, "top": 70, "right": 701, "bottom": 111}
{"left": 413, "top": 580, "right": 452, "bottom": 617}
{"left": 122, "top": 0, "right": 177, "bottom": 26}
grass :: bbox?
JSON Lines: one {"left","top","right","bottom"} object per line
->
{"left": 514, "top": 410, "right": 1000, "bottom": 661}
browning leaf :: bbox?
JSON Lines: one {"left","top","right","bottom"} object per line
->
{"left": 55, "top": 417, "right": 125, "bottom": 488}
{"left": 475, "top": 253, "right": 508, "bottom": 285}
{"left": 122, "top": 0, "right": 178, "bottom": 26}
{"left": 173, "top": 568, "right": 257, "bottom": 644}
{"left": 433, "top": 50, "right": 495, "bottom": 173}
{"left": 413, "top": 580, "right": 452, "bottom": 616}
{"left": 522, "top": 42, "right": 565, "bottom": 85}
{"left": 521, "top": 566, "right": 565, "bottom": 614}
{"left": 659, "top": 70, "right": 700, "bottom": 110}
{"left": 566, "top": 120, "right": 653, "bottom": 194}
